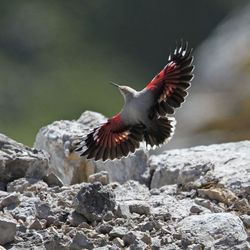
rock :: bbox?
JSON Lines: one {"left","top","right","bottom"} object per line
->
{"left": 129, "top": 239, "right": 147, "bottom": 250}
{"left": 29, "top": 218, "right": 43, "bottom": 230}
{"left": 88, "top": 171, "right": 109, "bottom": 185}
{"left": 0, "top": 133, "right": 49, "bottom": 184}
{"left": 96, "top": 223, "right": 113, "bottom": 234}
{"left": 116, "top": 204, "right": 131, "bottom": 219}
{"left": 0, "top": 217, "right": 17, "bottom": 245}
{"left": 138, "top": 221, "right": 156, "bottom": 232}
{"left": 129, "top": 201, "right": 150, "bottom": 215}
{"left": 68, "top": 211, "right": 87, "bottom": 227}
{"left": 69, "top": 232, "right": 94, "bottom": 250}
{"left": 123, "top": 232, "right": 137, "bottom": 246}
{"left": 7, "top": 178, "right": 44, "bottom": 193}
{"left": 241, "top": 214, "right": 250, "bottom": 228}
{"left": 103, "top": 211, "right": 114, "bottom": 221}
{"left": 186, "top": 244, "right": 203, "bottom": 250}
{"left": 9, "top": 196, "right": 41, "bottom": 221}
{"left": 112, "top": 237, "right": 124, "bottom": 248}
{"left": 73, "top": 182, "right": 116, "bottom": 222}
{"left": 150, "top": 141, "right": 250, "bottom": 195}
{"left": 34, "top": 111, "right": 149, "bottom": 185}
{"left": 198, "top": 187, "right": 237, "bottom": 205}
{"left": 109, "top": 226, "right": 128, "bottom": 239}
{"left": 43, "top": 172, "right": 63, "bottom": 187}
{"left": 93, "top": 148, "right": 149, "bottom": 185}
{"left": 177, "top": 213, "right": 248, "bottom": 248}
{"left": 123, "top": 231, "right": 151, "bottom": 247}
{"left": 189, "top": 205, "right": 203, "bottom": 214}
{"left": 36, "top": 202, "right": 51, "bottom": 219}
{"left": 34, "top": 111, "right": 102, "bottom": 185}
{"left": 0, "top": 192, "right": 20, "bottom": 209}
{"left": 151, "top": 236, "right": 161, "bottom": 249}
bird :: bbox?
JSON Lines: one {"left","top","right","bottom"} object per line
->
{"left": 74, "top": 41, "right": 194, "bottom": 161}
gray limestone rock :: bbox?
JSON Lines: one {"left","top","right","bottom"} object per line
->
{"left": 128, "top": 201, "right": 150, "bottom": 215}
{"left": 69, "top": 232, "right": 94, "bottom": 250}
{"left": 109, "top": 226, "right": 128, "bottom": 239}
{"left": 150, "top": 141, "right": 250, "bottom": 195}
{"left": 34, "top": 111, "right": 149, "bottom": 185}
{"left": 0, "top": 217, "right": 17, "bottom": 245}
{"left": 0, "top": 133, "right": 49, "bottom": 183}
{"left": 0, "top": 192, "right": 20, "bottom": 210}
{"left": 177, "top": 213, "right": 248, "bottom": 249}
{"left": 73, "top": 182, "right": 116, "bottom": 222}
{"left": 241, "top": 214, "right": 250, "bottom": 229}
{"left": 7, "top": 178, "right": 46, "bottom": 193}
{"left": 68, "top": 211, "right": 87, "bottom": 227}
{"left": 43, "top": 172, "right": 63, "bottom": 187}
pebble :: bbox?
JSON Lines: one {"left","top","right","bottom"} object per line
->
{"left": 109, "top": 226, "right": 128, "bottom": 239}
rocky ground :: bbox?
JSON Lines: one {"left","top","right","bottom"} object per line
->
{"left": 0, "top": 111, "right": 250, "bottom": 250}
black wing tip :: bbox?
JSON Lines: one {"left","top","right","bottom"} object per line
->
{"left": 169, "top": 40, "right": 193, "bottom": 62}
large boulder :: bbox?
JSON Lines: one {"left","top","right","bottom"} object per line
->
{"left": 177, "top": 213, "right": 248, "bottom": 249}
{"left": 34, "top": 111, "right": 149, "bottom": 185}
{"left": 0, "top": 133, "right": 49, "bottom": 185}
{"left": 150, "top": 141, "right": 250, "bottom": 196}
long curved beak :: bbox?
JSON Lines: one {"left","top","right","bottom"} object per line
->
{"left": 109, "top": 81, "right": 121, "bottom": 88}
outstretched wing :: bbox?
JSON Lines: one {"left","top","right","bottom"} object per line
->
{"left": 74, "top": 114, "right": 144, "bottom": 161}
{"left": 146, "top": 41, "right": 194, "bottom": 117}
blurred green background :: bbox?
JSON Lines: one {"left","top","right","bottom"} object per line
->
{"left": 0, "top": 0, "right": 249, "bottom": 146}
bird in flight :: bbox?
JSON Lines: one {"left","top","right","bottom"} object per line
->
{"left": 75, "top": 41, "right": 194, "bottom": 161}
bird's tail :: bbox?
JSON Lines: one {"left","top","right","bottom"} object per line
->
{"left": 143, "top": 116, "right": 176, "bottom": 149}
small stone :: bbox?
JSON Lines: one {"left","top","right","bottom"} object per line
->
{"left": 88, "top": 171, "right": 110, "bottom": 185}
{"left": 78, "top": 222, "right": 90, "bottom": 229}
{"left": 241, "top": 214, "right": 250, "bottom": 228}
{"left": 151, "top": 236, "right": 161, "bottom": 249}
{"left": 73, "top": 182, "right": 116, "bottom": 222}
{"left": 190, "top": 205, "right": 203, "bottom": 214}
{"left": 68, "top": 211, "right": 87, "bottom": 227}
{"left": 129, "top": 202, "right": 150, "bottom": 215}
{"left": 0, "top": 217, "right": 16, "bottom": 245}
{"left": 44, "top": 172, "right": 63, "bottom": 187}
{"left": 7, "top": 178, "right": 36, "bottom": 193}
{"left": 103, "top": 211, "right": 114, "bottom": 221}
{"left": 36, "top": 202, "right": 51, "bottom": 219}
{"left": 26, "top": 180, "right": 48, "bottom": 192}
{"left": 187, "top": 244, "right": 203, "bottom": 250}
{"left": 123, "top": 232, "right": 137, "bottom": 246}
{"left": 0, "top": 193, "right": 20, "bottom": 209}
{"left": 138, "top": 221, "right": 155, "bottom": 232}
{"left": 194, "top": 198, "right": 212, "bottom": 210}
{"left": 130, "top": 239, "right": 147, "bottom": 250}
{"left": 29, "top": 218, "right": 43, "bottom": 230}
{"left": 198, "top": 188, "right": 237, "bottom": 205}
{"left": 116, "top": 204, "right": 131, "bottom": 219}
{"left": 46, "top": 215, "right": 56, "bottom": 226}
{"left": 69, "top": 232, "right": 94, "bottom": 250}
{"left": 150, "top": 188, "right": 160, "bottom": 195}
{"left": 96, "top": 224, "right": 113, "bottom": 234}
{"left": 109, "top": 226, "right": 128, "bottom": 239}
{"left": 112, "top": 237, "right": 124, "bottom": 248}
{"left": 141, "top": 233, "right": 152, "bottom": 245}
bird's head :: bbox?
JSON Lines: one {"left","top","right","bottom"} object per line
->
{"left": 110, "top": 82, "right": 137, "bottom": 103}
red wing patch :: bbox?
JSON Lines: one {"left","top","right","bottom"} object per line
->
{"left": 146, "top": 41, "right": 194, "bottom": 117}
{"left": 75, "top": 114, "right": 145, "bottom": 161}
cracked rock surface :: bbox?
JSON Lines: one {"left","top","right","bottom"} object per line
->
{"left": 0, "top": 119, "right": 250, "bottom": 249}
